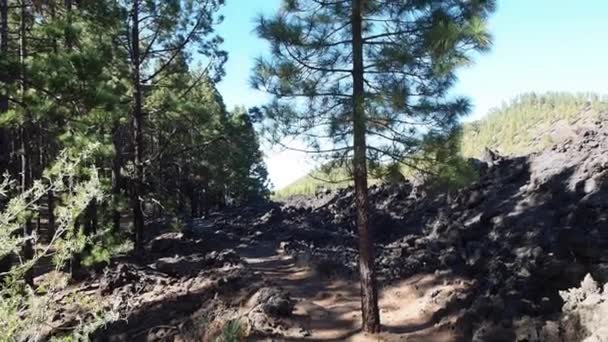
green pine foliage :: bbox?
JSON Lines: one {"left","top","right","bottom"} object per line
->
{"left": 461, "top": 92, "right": 608, "bottom": 157}
{"left": 0, "top": 145, "right": 118, "bottom": 342}
{"left": 277, "top": 92, "right": 607, "bottom": 197}
{"left": 252, "top": 0, "right": 495, "bottom": 166}
{"left": 254, "top": 0, "right": 495, "bottom": 215}
{"left": 225, "top": 107, "right": 270, "bottom": 202}
{"left": 0, "top": 0, "right": 269, "bottom": 224}
{"left": 0, "top": 1, "right": 269, "bottom": 338}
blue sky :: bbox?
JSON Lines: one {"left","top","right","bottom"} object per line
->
{"left": 216, "top": 0, "right": 608, "bottom": 189}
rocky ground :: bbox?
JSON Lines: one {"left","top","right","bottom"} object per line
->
{"left": 38, "top": 117, "right": 608, "bottom": 341}
{"left": 277, "top": 117, "right": 608, "bottom": 340}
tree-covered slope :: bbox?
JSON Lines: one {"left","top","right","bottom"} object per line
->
{"left": 277, "top": 92, "right": 608, "bottom": 197}
{"left": 273, "top": 168, "right": 353, "bottom": 198}
{"left": 461, "top": 92, "right": 608, "bottom": 157}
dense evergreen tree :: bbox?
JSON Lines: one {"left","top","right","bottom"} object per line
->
{"left": 0, "top": 0, "right": 267, "bottom": 338}
{"left": 0, "top": 0, "right": 268, "bottom": 277}
{"left": 118, "top": 0, "right": 227, "bottom": 252}
{"left": 253, "top": 0, "right": 495, "bottom": 331}
{"left": 225, "top": 106, "right": 270, "bottom": 202}
{"left": 0, "top": 0, "right": 128, "bottom": 278}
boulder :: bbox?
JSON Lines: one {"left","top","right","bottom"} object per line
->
{"left": 155, "top": 249, "right": 240, "bottom": 277}
{"left": 251, "top": 287, "right": 295, "bottom": 317}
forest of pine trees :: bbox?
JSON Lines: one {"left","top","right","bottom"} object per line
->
{"left": 3, "top": 1, "right": 607, "bottom": 340}
{"left": 0, "top": 0, "right": 506, "bottom": 338}
{"left": 461, "top": 92, "right": 608, "bottom": 156}
{"left": 0, "top": 0, "right": 268, "bottom": 279}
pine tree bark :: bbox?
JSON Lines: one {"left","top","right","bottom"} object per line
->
{"left": 0, "top": 0, "right": 7, "bottom": 112}
{"left": 130, "top": 0, "right": 145, "bottom": 253}
{"left": 47, "top": 190, "right": 55, "bottom": 237}
{"left": 351, "top": 0, "right": 380, "bottom": 333}
{"left": 20, "top": 126, "right": 33, "bottom": 286}
{"left": 70, "top": 217, "right": 82, "bottom": 280}
{"left": 0, "top": 3, "right": 12, "bottom": 272}
{"left": 84, "top": 202, "right": 98, "bottom": 236}
{"left": 64, "top": 0, "right": 73, "bottom": 49}
{"left": 20, "top": 0, "right": 34, "bottom": 287}
{"left": 111, "top": 125, "right": 122, "bottom": 234}
{"left": 0, "top": 0, "right": 9, "bottom": 171}
{"left": 35, "top": 130, "right": 42, "bottom": 234}
{"left": 0, "top": 0, "right": 7, "bottom": 111}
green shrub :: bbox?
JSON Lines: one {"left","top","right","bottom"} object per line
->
{"left": 215, "top": 318, "right": 247, "bottom": 342}
{"left": 0, "top": 145, "right": 118, "bottom": 342}
{"left": 83, "top": 228, "right": 133, "bottom": 267}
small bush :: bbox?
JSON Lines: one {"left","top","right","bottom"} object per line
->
{"left": 0, "top": 146, "right": 118, "bottom": 341}
{"left": 214, "top": 318, "right": 247, "bottom": 342}
{"left": 83, "top": 228, "right": 133, "bottom": 267}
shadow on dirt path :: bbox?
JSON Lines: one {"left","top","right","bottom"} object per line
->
{"left": 238, "top": 242, "right": 472, "bottom": 341}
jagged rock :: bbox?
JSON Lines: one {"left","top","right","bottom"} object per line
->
{"left": 251, "top": 287, "right": 295, "bottom": 317}
{"left": 149, "top": 232, "right": 185, "bottom": 253}
{"left": 472, "top": 322, "right": 514, "bottom": 342}
{"left": 269, "top": 116, "right": 608, "bottom": 337}
{"left": 48, "top": 114, "right": 608, "bottom": 341}
{"left": 466, "top": 189, "right": 485, "bottom": 208}
{"left": 480, "top": 147, "right": 502, "bottom": 165}
{"left": 100, "top": 263, "right": 141, "bottom": 294}
{"left": 155, "top": 255, "right": 207, "bottom": 277}
{"left": 257, "top": 208, "right": 283, "bottom": 225}
{"left": 155, "top": 249, "right": 240, "bottom": 277}
{"left": 148, "top": 232, "right": 208, "bottom": 257}
{"left": 559, "top": 274, "right": 608, "bottom": 341}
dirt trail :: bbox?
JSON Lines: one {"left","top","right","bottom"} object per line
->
{"left": 239, "top": 242, "right": 471, "bottom": 341}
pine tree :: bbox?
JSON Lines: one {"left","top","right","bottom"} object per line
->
{"left": 225, "top": 106, "right": 269, "bottom": 203}
{"left": 0, "top": 0, "right": 8, "bottom": 172}
{"left": 16, "top": 0, "right": 126, "bottom": 277}
{"left": 253, "top": 0, "right": 495, "bottom": 332}
{"left": 146, "top": 60, "right": 228, "bottom": 216}
{"left": 18, "top": 0, "right": 33, "bottom": 286}
{"left": 118, "top": 0, "right": 226, "bottom": 252}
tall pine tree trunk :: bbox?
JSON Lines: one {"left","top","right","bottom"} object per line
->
{"left": 40, "top": 134, "right": 55, "bottom": 238}
{"left": 20, "top": 126, "right": 33, "bottom": 286}
{"left": 351, "top": 0, "right": 380, "bottom": 333}
{"left": 35, "top": 130, "right": 42, "bottom": 234}
{"left": 0, "top": 0, "right": 9, "bottom": 172}
{"left": 190, "top": 187, "right": 198, "bottom": 218}
{"left": 0, "top": 0, "right": 6, "bottom": 110}
{"left": 20, "top": 0, "right": 34, "bottom": 287}
{"left": 84, "top": 202, "right": 98, "bottom": 235}
{"left": 111, "top": 125, "right": 122, "bottom": 234}
{"left": 47, "top": 190, "right": 55, "bottom": 237}
{"left": 64, "top": 0, "right": 73, "bottom": 49}
{"left": 70, "top": 217, "right": 82, "bottom": 280}
{"left": 130, "top": 0, "right": 145, "bottom": 253}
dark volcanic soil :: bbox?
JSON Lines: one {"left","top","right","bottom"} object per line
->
{"left": 39, "top": 117, "right": 608, "bottom": 341}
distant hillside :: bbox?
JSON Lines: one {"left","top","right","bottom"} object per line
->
{"left": 273, "top": 167, "right": 352, "bottom": 198}
{"left": 275, "top": 92, "right": 608, "bottom": 198}
{"left": 461, "top": 92, "right": 608, "bottom": 157}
